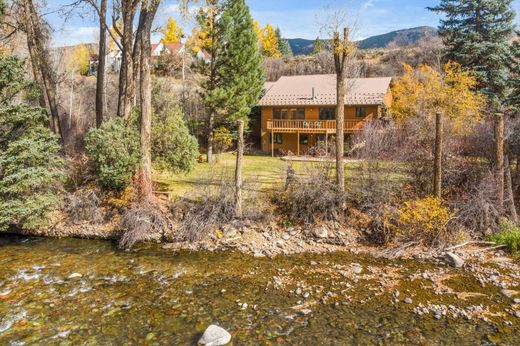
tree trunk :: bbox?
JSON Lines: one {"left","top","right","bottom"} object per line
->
{"left": 434, "top": 112, "right": 443, "bottom": 199}
{"left": 333, "top": 28, "right": 350, "bottom": 193}
{"left": 117, "top": 0, "right": 135, "bottom": 120}
{"left": 23, "top": 0, "right": 63, "bottom": 141}
{"left": 96, "top": 0, "right": 107, "bottom": 127}
{"left": 335, "top": 75, "right": 345, "bottom": 191}
{"left": 137, "top": 0, "right": 159, "bottom": 201}
{"left": 235, "top": 119, "right": 244, "bottom": 218}
{"left": 207, "top": 112, "right": 215, "bottom": 163}
{"left": 505, "top": 154, "right": 518, "bottom": 223}
{"left": 495, "top": 112, "right": 504, "bottom": 216}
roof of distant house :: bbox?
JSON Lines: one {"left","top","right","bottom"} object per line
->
{"left": 258, "top": 74, "right": 392, "bottom": 107}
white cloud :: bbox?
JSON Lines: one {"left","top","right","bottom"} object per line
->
{"left": 53, "top": 26, "right": 99, "bottom": 47}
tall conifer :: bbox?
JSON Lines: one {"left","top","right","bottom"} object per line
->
{"left": 212, "top": 0, "right": 264, "bottom": 216}
{"left": 429, "top": 0, "right": 516, "bottom": 107}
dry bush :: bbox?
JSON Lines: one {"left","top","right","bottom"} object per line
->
{"left": 64, "top": 188, "right": 104, "bottom": 224}
{"left": 178, "top": 175, "right": 267, "bottom": 242}
{"left": 455, "top": 173, "right": 501, "bottom": 235}
{"left": 348, "top": 122, "right": 404, "bottom": 244}
{"left": 274, "top": 161, "right": 345, "bottom": 225}
{"left": 119, "top": 201, "right": 170, "bottom": 249}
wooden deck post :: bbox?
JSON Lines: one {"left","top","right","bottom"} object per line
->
{"left": 271, "top": 131, "right": 274, "bottom": 157}
{"left": 297, "top": 132, "right": 300, "bottom": 156}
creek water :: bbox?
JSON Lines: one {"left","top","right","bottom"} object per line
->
{"left": 0, "top": 235, "right": 518, "bottom": 345}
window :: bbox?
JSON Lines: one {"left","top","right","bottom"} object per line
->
{"left": 319, "top": 108, "right": 336, "bottom": 120}
{"left": 274, "top": 108, "right": 305, "bottom": 120}
{"left": 356, "top": 107, "right": 367, "bottom": 118}
{"left": 273, "top": 108, "right": 289, "bottom": 119}
{"left": 270, "top": 133, "right": 283, "bottom": 144}
{"left": 291, "top": 108, "right": 305, "bottom": 120}
{"left": 299, "top": 134, "right": 309, "bottom": 145}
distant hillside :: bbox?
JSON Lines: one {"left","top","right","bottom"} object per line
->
{"left": 288, "top": 26, "right": 438, "bottom": 55}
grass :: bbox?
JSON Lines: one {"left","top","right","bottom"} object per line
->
{"left": 153, "top": 153, "right": 361, "bottom": 199}
{"left": 489, "top": 220, "right": 520, "bottom": 257}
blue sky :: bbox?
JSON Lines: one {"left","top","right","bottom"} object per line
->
{"left": 48, "top": 0, "right": 520, "bottom": 47}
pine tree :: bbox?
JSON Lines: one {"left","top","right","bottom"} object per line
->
{"left": 213, "top": 0, "right": 264, "bottom": 216}
{"left": 280, "top": 39, "right": 293, "bottom": 57}
{"left": 275, "top": 27, "right": 292, "bottom": 56}
{"left": 312, "top": 36, "right": 323, "bottom": 55}
{"left": 428, "top": 0, "right": 516, "bottom": 107}
{"left": 508, "top": 33, "right": 520, "bottom": 111}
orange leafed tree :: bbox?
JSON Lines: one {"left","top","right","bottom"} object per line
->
{"left": 391, "top": 62, "right": 485, "bottom": 133}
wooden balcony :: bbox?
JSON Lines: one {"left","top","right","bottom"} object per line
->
{"left": 266, "top": 119, "right": 368, "bottom": 134}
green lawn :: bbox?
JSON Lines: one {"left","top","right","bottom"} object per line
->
{"left": 154, "top": 153, "right": 361, "bottom": 199}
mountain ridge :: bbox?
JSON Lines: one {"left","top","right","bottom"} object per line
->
{"left": 288, "top": 26, "right": 438, "bottom": 55}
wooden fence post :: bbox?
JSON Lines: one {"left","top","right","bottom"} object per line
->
{"left": 495, "top": 112, "right": 504, "bottom": 216}
{"left": 434, "top": 112, "right": 443, "bottom": 199}
{"left": 235, "top": 119, "right": 244, "bottom": 218}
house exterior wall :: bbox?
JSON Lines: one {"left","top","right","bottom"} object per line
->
{"left": 260, "top": 104, "right": 380, "bottom": 154}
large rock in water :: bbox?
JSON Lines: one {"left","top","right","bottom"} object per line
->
{"left": 445, "top": 252, "right": 464, "bottom": 268}
{"left": 198, "top": 325, "right": 231, "bottom": 346}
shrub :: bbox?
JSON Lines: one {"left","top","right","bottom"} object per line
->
{"left": 85, "top": 117, "right": 140, "bottom": 191}
{"left": 152, "top": 106, "right": 199, "bottom": 173}
{"left": 64, "top": 188, "right": 104, "bottom": 224}
{"left": 119, "top": 202, "right": 169, "bottom": 249}
{"left": 274, "top": 162, "right": 345, "bottom": 225}
{"left": 0, "top": 105, "right": 65, "bottom": 231}
{"left": 394, "top": 196, "right": 454, "bottom": 246}
{"left": 489, "top": 220, "right": 520, "bottom": 256}
{"left": 213, "top": 126, "right": 233, "bottom": 161}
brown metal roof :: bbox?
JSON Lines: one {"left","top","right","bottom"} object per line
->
{"left": 259, "top": 74, "right": 392, "bottom": 107}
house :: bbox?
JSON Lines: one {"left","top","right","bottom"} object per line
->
{"left": 257, "top": 74, "right": 393, "bottom": 156}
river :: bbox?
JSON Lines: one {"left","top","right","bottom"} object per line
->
{"left": 0, "top": 235, "right": 518, "bottom": 345}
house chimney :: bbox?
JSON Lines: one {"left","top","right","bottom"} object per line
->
{"left": 312, "top": 87, "right": 316, "bottom": 101}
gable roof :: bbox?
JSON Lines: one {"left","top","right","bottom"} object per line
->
{"left": 259, "top": 74, "right": 392, "bottom": 107}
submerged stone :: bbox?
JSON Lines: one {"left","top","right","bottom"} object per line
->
{"left": 198, "top": 325, "right": 231, "bottom": 346}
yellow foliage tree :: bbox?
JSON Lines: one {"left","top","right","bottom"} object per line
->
{"left": 161, "top": 17, "right": 184, "bottom": 44}
{"left": 66, "top": 44, "right": 90, "bottom": 75}
{"left": 252, "top": 20, "right": 281, "bottom": 58}
{"left": 262, "top": 24, "right": 281, "bottom": 58}
{"left": 188, "top": 6, "right": 215, "bottom": 53}
{"left": 391, "top": 62, "right": 486, "bottom": 133}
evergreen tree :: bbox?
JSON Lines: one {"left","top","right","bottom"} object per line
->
{"left": 0, "top": 56, "right": 65, "bottom": 232}
{"left": 212, "top": 0, "right": 264, "bottom": 125}
{"left": 280, "top": 39, "right": 293, "bottom": 57}
{"left": 212, "top": 0, "right": 264, "bottom": 216}
{"left": 275, "top": 27, "right": 283, "bottom": 52}
{"left": 508, "top": 33, "right": 520, "bottom": 111}
{"left": 312, "top": 37, "right": 323, "bottom": 55}
{"left": 429, "top": 0, "right": 516, "bottom": 107}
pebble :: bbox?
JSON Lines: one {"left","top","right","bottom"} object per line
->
{"left": 501, "top": 289, "right": 519, "bottom": 298}
{"left": 253, "top": 252, "right": 265, "bottom": 258}
{"left": 404, "top": 298, "right": 413, "bottom": 304}
{"left": 303, "top": 292, "right": 310, "bottom": 299}
{"left": 295, "top": 288, "right": 302, "bottom": 295}
{"left": 352, "top": 266, "right": 363, "bottom": 274}
{"left": 394, "top": 290, "right": 400, "bottom": 298}
{"left": 515, "top": 311, "right": 520, "bottom": 319}
{"left": 198, "top": 325, "right": 231, "bottom": 346}
{"left": 513, "top": 298, "right": 520, "bottom": 304}
{"left": 281, "top": 233, "right": 291, "bottom": 241}
{"left": 299, "top": 309, "right": 312, "bottom": 316}
{"left": 445, "top": 252, "right": 464, "bottom": 268}
{"left": 310, "top": 261, "right": 317, "bottom": 266}
{"left": 68, "top": 273, "right": 82, "bottom": 279}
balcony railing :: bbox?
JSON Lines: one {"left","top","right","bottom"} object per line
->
{"left": 266, "top": 119, "right": 368, "bottom": 133}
